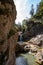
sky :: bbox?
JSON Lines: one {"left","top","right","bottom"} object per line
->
{"left": 14, "top": 0, "right": 41, "bottom": 24}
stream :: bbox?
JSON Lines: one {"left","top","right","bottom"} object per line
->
{"left": 16, "top": 56, "right": 28, "bottom": 65}
{"left": 16, "top": 32, "right": 39, "bottom": 65}
{"left": 16, "top": 53, "right": 39, "bottom": 65}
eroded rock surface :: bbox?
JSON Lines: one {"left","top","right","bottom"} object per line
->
{"left": 0, "top": 0, "right": 17, "bottom": 65}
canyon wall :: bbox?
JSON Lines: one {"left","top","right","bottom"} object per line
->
{"left": 0, "top": 0, "right": 18, "bottom": 65}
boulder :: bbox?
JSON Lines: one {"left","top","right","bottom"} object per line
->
{"left": 35, "top": 51, "right": 42, "bottom": 64}
{"left": 29, "top": 34, "right": 43, "bottom": 45}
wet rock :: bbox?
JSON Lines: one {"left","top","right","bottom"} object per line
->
{"left": 15, "top": 43, "right": 25, "bottom": 56}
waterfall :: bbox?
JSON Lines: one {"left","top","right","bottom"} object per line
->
{"left": 20, "top": 34, "right": 23, "bottom": 42}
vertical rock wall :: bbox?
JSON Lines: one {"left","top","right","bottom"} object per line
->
{"left": 0, "top": 0, "right": 17, "bottom": 65}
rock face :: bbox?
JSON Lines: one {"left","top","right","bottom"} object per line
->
{"left": 29, "top": 34, "right": 43, "bottom": 45}
{"left": 0, "top": 0, "right": 18, "bottom": 65}
{"left": 23, "top": 21, "right": 43, "bottom": 41}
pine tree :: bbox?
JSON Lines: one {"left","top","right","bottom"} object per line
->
{"left": 35, "top": 0, "right": 43, "bottom": 19}
{"left": 30, "top": 4, "right": 34, "bottom": 17}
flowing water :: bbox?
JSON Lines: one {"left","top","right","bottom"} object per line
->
{"left": 16, "top": 32, "right": 39, "bottom": 65}
{"left": 21, "top": 53, "right": 39, "bottom": 65}
{"left": 16, "top": 53, "right": 39, "bottom": 65}
{"left": 16, "top": 56, "right": 28, "bottom": 65}
{"left": 18, "top": 32, "right": 23, "bottom": 45}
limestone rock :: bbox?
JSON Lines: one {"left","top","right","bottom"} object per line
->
{"left": 29, "top": 34, "right": 43, "bottom": 45}
{"left": 0, "top": 0, "right": 17, "bottom": 65}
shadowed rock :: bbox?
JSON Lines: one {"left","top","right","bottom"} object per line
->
{"left": 23, "top": 21, "right": 43, "bottom": 41}
{"left": 0, "top": 0, "right": 18, "bottom": 65}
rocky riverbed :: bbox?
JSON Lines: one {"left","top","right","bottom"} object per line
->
{"left": 17, "top": 34, "right": 43, "bottom": 65}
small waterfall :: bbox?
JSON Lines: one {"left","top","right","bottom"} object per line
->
{"left": 18, "top": 32, "right": 23, "bottom": 44}
{"left": 20, "top": 34, "right": 23, "bottom": 42}
{"left": 18, "top": 32, "right": 23, "bottom": 45}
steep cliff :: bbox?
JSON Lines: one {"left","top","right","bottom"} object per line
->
{"left": 0, "top": 0, "right": 18, "bottom": 65}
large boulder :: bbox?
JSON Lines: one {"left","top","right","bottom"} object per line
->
{"left": 29, "top": 34, "right": 43, "bottom": 45}
{"left": 0, "top": 0, "right": 18, "bottom": 65}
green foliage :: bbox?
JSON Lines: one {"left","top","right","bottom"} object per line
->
{"left": 34, "top": 1, "right": 43, "bottom": 19}
{"left": 18, "top": 25, "right": 22, "bottom": 31}
{"left": 22, "top": 19, "right": 27, "bottom": 26}
{"left": 22, "top": 19, "right": 28, "bottom": 31}
{"left": 22, "top": 0, "right": 43, "bottom": 29}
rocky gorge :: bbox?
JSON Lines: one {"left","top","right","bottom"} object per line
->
{"left": 17, "top": 21, "right": 43, "bottom": 65}
{"left": 0, "top": 0, "right": 43, "bottom": 65}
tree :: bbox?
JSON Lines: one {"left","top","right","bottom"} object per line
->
{"left": 30, "top": 4, "right": 34, "bottom": 17}
{"left": 34, "top": 0, "right": 43, "bottom": 19}
{"left": 22, "top": 19, "right": 28, "bottom": 32}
